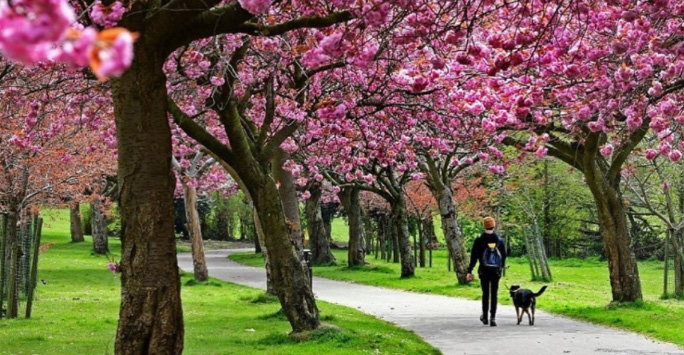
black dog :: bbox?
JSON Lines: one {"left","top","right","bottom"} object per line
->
{"left": 509, "top": 285, "right": 547, "bottom": 326}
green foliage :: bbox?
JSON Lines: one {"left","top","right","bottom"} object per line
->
{"left": 232, "top": 249, "right": 684, "bottom": 348}
{"left": 0, "top": 209, "right": 438, "bottom": 355}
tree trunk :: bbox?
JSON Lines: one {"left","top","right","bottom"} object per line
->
{"left": 339, "top": 188, "right": 365, "bottom": 267}
{"left": 533, "top": 221, "right": 552, "bottom": 281}
{"left": 1, "top": 208, "right": 19, "bottom": 318}
{"left": 432, "top": 186, "right": 469, "bottom": 284}
{"left": 585, "top": 169, "right": 642, "bottom": 302}
{"left": 419, "top": 218, "right": 431, "bottom": 268}
{"left": 0, "top": 212, "right": 7, "bottom": 317}
{"left": 272, "top": 150, "right": 304, "bottom": 254}
{"left": 250, "top": 179, "right": 319, "bottom": 332}
{"left": 252, "top": 204, "right": 275, "bottom": 295}
{"left": 182, "top": 182, "right": 209, "bottom": 281}
{"left": 305, "top": 184, "right": 335, "bottom": 265}
{"left": 112, "top": 44, "right": 184, "bottom": 354}
{"left": 90, "top": 198, "right": 109, "bottom": 255}
{"left": 70, "top": 202, "right": 84, "bottom": 243}
{"left": 390, "top": 196, "right": 415, "bottom": 278}
{"left": 671, "top": 229, "right": 684, "bottom": 297}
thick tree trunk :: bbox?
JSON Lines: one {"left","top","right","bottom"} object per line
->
{"left": 390, "top": 196, "right": 415, "bottom": 278}
{"left": 2, "top": 208, "right": 19, "bottom": 318}
{"left": 112, "top": 44, "right": 184, "bottom": 354}
{"left": 305, "top": 184, "right": 335, "bottom": 265}
{"left": 671, "top": 229, "right": 684, "bottom": 297}
{"left": 432, "top": 186, "right": 469, "bottom": 284}
{"left": 272, "top": 150, "right": 304, "bottom": 254}
{"left": 182, "top": 182, "right": 209, "bottom": 281}
{"left": 0, "top": 212, "right": 7, "bottom": 316}
{"left": 338, "top": 188, "right": 365, "bottom": 267}
{"left": 585, "top": 170, "right": 642, "bottom": 302}
{"left": 90, "top": 198, "right": 109, "bottom": 255}
{"left": 70, "top": 202, "right": 84, "bottom": 243}
{"left": 250, "top": 179, "right": 319, "bottom": 332}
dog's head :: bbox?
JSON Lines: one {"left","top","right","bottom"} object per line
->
{"left": 509, "top": 284, "right": 521, "bottom": 297}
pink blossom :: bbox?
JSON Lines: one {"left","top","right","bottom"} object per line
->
{"left": 0, "top": 0, "right": 76, "bottom": 63}
{"left": 90, "top": 28, "right": 136, "bottom": 80}
{"left": 51, "top": 27, "right": 97, "bottom": 67}
{"left": 302, "top": 48, "right": 330, "bottom": 69}
{"left": 669, "top": 150, "right": 682, "bottom": 163}
{"left": 600, "top": 144, "right": 614, "bottom": 157}
{"left": 301, "top": 191, "right": 311, "bottom": 200}
{"left": 645, "top": 149, "right": 658, "bottom": 160}
{"left": 488, "top": 165, "right": 506, "bottom": 175}
{"left": 535, "top": 146, "right": 548, "bottom": 159}
{"left": 320, "top": 33, "right": 344, "bottom": 58}
{"left": 210, "top": 76, "right": 225, "bottom": 86}
{"left": 238, "top": 0, "right": 271, "bottom": 15}
{"left": 107, "top": 260, "right": 121, "bottom": 273}
{"left": 659, "top": 142, "right": 672, "bottom": 155}
{"left": 90, "top": 1, "right": 127, "bottom": 27}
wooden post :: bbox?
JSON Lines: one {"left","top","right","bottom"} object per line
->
{"left": 429, "top": 248, "right": 432, "bottom": 268}
{"left": 21, "top": 216, "right": 34, "bottom": 295}
{"left": 26, "top": 217, "right": 42, "bottom": 318}
{"left": 7, "top": 244, "right": 20, "bottom": 318}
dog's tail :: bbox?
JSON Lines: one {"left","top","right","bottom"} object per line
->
{"left": 534, "top": 286, "right": 548, "bottom": 297}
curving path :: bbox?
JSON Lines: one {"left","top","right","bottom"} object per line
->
{"left": 178, "top": 250, "right": 684, "bottom": 355}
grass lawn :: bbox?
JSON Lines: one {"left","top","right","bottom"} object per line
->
{"left": 0, "top": 209, "right": 438, "bottom": 355}
{"left": 231, "top": 248, "right": 684, "bottom": 348}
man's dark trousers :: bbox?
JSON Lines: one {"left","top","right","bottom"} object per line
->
{"left": 480, "top": 270, "right": 501, "bottom": 317}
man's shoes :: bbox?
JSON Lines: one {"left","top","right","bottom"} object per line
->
{"left": 490, "top": 317, "right": 497, "bottom": 327}
{"left": 480, "top": 314, "right": 488, "bottom": 325}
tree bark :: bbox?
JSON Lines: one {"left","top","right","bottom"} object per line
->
{"left": 182, "top": 182, "right": 209, "bottom": 281}
{"left": 338, "top": 187, "right": 365, "bottom": 267}
{"left": 585, "top": 168, "right": 642, "bottom": 302}
{"left": 252, "top": 204, "right": 274, "bottom": 295}
{"left": 671, "top": 229, "right": 684, "bottom": 297}
{"left": 390, "top": 195, "right": 415, "bottom": 278}
{"left": 112, "top": 43, "right": 184, "bottom": 354}
{"left": 70, "top": 202, "right": 84, "bottom": 243}
{"left": 90, "top": 197, "right": 109, "bottom": 255}
{"left": 431, "top": 186, "right": 469, "bottom": 284}
{"left": 0, "top": 212, "right": 7, "bottom": 317}
{"left": 1, "top": 207, "right": 19, "bottom": 318}
{"left": 251, "top": 179, "right": 320, "bottom": 331}
{"left": 272, "top": 150, "right": 304, "bottom": 254}
{"left": 305, "top": 184, "right": 335, "bottom": 265}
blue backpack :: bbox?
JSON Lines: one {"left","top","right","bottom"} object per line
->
{"left": 481, "top": 240, "right": 502, "bottom": 269}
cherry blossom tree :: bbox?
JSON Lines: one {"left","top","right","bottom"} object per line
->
{"left": 487, "top": 1, "right": 684, "bottom": 301}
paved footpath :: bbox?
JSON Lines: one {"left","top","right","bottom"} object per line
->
{"left": 178, "top": 250, "right": 684, "bottom": 355}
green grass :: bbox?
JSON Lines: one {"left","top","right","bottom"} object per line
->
{"left": 231, "top": 249, "right": 684, "bottom": 348}
{"left": 0, "top": 209, "right": 438, "bottom": 355}
{"left": 330, "top": 217, "right": 446, "bottom": 243}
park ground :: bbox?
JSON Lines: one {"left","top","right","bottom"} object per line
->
{"left": 0, "top": 209, "right": 438, "bottom": 355}
{"left": 232, "top": 220, "right": 684, "bottom": 349}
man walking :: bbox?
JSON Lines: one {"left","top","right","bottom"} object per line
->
{"left": 466, "top": 217, "right": 506, "bottom": 326}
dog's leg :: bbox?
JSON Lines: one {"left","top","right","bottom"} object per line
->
{"left": 531, "top": 302, "right": 535, "bottom": 326}
{"left": 515, "top": 306, "right": 521, "bottom": 325}
{"left": 526, "top": 308, "right": 532, "bottom": 325}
